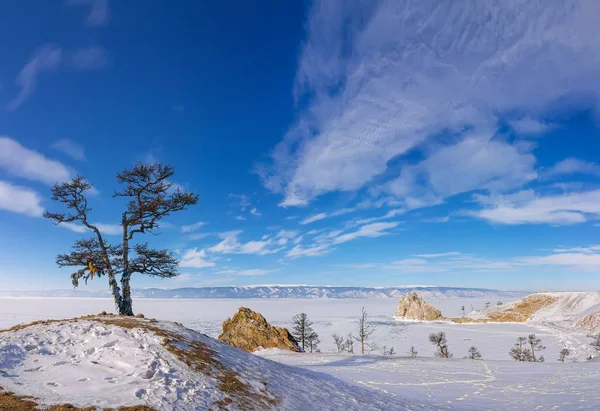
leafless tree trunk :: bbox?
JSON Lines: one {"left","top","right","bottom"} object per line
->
{"left": 355, "top": 307, "right": 377, "bottom": 354}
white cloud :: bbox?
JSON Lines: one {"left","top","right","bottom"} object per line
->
{"left": 0, "top": 180, "right": 44, "bottom": 217}
{"left": 472, "top": 189, "right": 600, "bottom": 225}
{"left": 546, "top": 158, "right": 600, "bottom": 178}
{"left": 93, "top": 223, "right": 121, "bottom": 235}
{"left": 68, "top": 0, "right": 109, "bottom": 27}
{"left": 552, "top": 245, "right": 600, "bottom": 254}
{"left": 234, "top": 215, "right": 246, "bottom": 221}
{"left": 8, "top": 45, "right": 62, "bottom": 110}
{"left": 300, "top": 212, "right": 327, "bottom": 225}
{"left": 421, "top": 216, "right": 450, "bottom": 223}
{"left": 276, "top": 230, "right": 299, "bottom": 239}
{"left": 59, "top": 222, "right": 121, "bottom": 235}
{"left": 509, "top": 116, "right": 556, "bottom": 136}
{"left": 51, "top": 139, "right": 86, "bottom": 161}
{"left": 207, "top": 230, "right": 284, "bottom": 256}
{"left": 333, "top": 222, "right": 399, "bottom": 244}
{"left": 250, "top": 207, "right": 261, "bottom": 216}
{"left": 0, "top": 137, "right": 71, "bottom": 184}
{"left": 60, "top": 222, "right": 87, "bottom": 233}
{"left": 8, "top": 44, "right": 109, "bottom": 110}
{"left": 416, "top": 252, "right": 462, "bottom": 259}
{"left": 181, "top": 221, "right": 206, "bottom": 233}
{"left": 346, "top": 245, "right": 600, "bottom": 274}
{"left": 286, "top": 244, "right": 332, "bottom": 258}
{"left": 216, "top": 268, "right": 273, "bottom": 276}
{"left": 313, "top": 229, "right": 343, "bottom": 243}
{"left": 517, "top": 253, "right": 600, "bottom": 270}
{"left": 259, "top": 0, "right": 600, "bottom": 207}
{"left": 384, "top": 133, "right": 537, "bottom": 207}
{"left": 187, "top": 233, "right": 211, "bottom": 241}
{"left": 348, "top": 208, "right": 405, "bottom": 227}
{"left": 229, "top": 193, "right": 251, "bottom": 211}
{"left": 180, "top": 248, "right": 216, "bottom": 269}
{"left": 284, "top": 216, "right": 298, "bottom": 220}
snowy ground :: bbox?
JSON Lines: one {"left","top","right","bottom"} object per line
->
{"left": 258, "top": 350, "right": 600, "bottom": 410}
{"left": 1, "top": 297, "right": 600, "bottom": 409}
{"left": 0, "top": 297, "right": 587, "bottom": 361}
{"left": 0, "top": 317, "right": 415, "bottom": 410}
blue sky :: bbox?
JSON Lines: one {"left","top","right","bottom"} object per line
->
{"left": 1, "top": 1, "right": 600, "bottom": 292}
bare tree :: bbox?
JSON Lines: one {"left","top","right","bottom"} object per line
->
{"left": 355, "top": 307, "right": 378, "bottom": 354}
{"left": 306, "top": 330, "right": 320, "bottom": 353}
{"left": 460, "top": 305, "right": 466, "bottom": 317}
{"left": 332, "top": 333, "right": 345, "bottom": 353}
{"left": 291, "top": 313, "right": 317, "bottom": 351}
{"left": 509, "top": 336, "right": 533, "bottom": 362}
{"left": 44, "top": 164, "right": 198, "bottom": 315}
{"left": 408, "top": 346, "right": 418, "bottom": 357}
{"left": 558, "top": 348, "right": 570, "bottom": 363}
{"left": 381, "top": 346, "right": 395, "bottom": 355}
{"left": 590, "top": 334, "right": 600, "bottom": 351}
{"left": 528, "top": 334, "right": 546, "bottom": 362}
{"left": 485, "top": 302, "right": 491, "bottom": 309}
{"left": 467, "top": 346, "right": 482, "bottom": 360}
{"left": 497, "top": 301, "right": 503, "bottom": 306}
{"left": 429, "top": 332, "right": 452, "bottom": 358}
{"left": 345, "top": 333, "right": 355, "bottom": 354}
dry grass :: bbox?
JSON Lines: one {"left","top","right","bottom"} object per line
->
{"left": 0, "top": 387, "right": 155, "bottom": 411}
{"left": 451, "top": 294, "right": 559, "bottom": 324}
{"left": 1, "top": 314, "right": 279, "bottom": 410}
{"left": 577, "top": 314, "right": 600, "bottom": 331}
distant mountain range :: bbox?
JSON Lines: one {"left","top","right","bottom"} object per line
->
{"left": 0, "top": 285, "right": 529, "bottom": 299}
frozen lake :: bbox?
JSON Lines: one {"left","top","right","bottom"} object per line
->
{"left": 0, "top": 297, "right": 570, "bottom": 362}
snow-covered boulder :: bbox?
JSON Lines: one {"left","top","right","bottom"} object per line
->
{"left": 218, "top": 307, "right": 301, "bottom": 353}
{"left": 394, "top": 292, "right": 443, "bottom": 320}
{"left": 0, "top": 315, "right": 410, "bottom": 410}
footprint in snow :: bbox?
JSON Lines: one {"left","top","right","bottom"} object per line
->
{"left": 135, "top": 388, "right": 147, "bottom": 398}
{"left": 47, "top": 382, "right": 60, "bottom": 387}
{"left": 78, "top": 378, "right": 90, "bottom": 382}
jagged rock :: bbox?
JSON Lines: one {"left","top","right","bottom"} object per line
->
{"left": 218, "top": 307, "right": 301, "bottom": 353}
{"left": 395, "top": 292, "right": 443, "bottom": 321}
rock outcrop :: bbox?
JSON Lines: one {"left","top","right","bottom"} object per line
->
{"left": 395, "top": 292, "right": 443, "bottom": 321}
{"left": 218, "top": 307, "right": 301, "bottom": 353}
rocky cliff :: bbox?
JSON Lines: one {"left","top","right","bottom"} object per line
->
{"left": 395, "top": 292, "right": 443, "bottom": 320}
{"left": 218, "top": 307, "right": 301, "bottom": 352}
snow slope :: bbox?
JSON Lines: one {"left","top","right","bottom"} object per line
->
{"left": 0, "top": 285, "right": 529, "bottom": 299}
{"left": 527, "top": 292, "right": 600, "bottom": 329}
{"left": 0, "top": 316, "right": 415, "bottom": 410}
{"left": 259, "top": 351, "right": 600, "bottom": 410}
{"left": 464, "top": 292, "right": 600, "bottom": 360}
{"left": 466, "top": 291, "right": 600, "bottom": 331}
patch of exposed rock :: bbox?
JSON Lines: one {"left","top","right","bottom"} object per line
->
{"left": 395, "top": 292, "right": 443, "bottom": 321}
{"left": 218, "top": 307, "right": 301, "bottom": 353}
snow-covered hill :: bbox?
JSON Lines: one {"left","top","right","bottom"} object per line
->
{"left": 467, "top": 291, "right": 600, "bottom": 331}
{"left": 0, "top": 316, "right": 413, "bottom": 410}
{"left": 0, "top": 285, "right": 529, "bottom": 299}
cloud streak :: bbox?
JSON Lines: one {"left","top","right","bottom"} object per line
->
{"left": 259, "top": 0, "right": 600, "bottom": 210}
{"left": 0, "top": 137, "right": 71, "bottom": 185}
{"left": 0, "top": 180, "right": 44, "bottom": 217}
{"left": 51, "top": 139, "right": 86, "bottom": 161}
